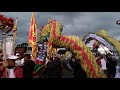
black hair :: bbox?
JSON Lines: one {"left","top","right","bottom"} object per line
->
{"left": 100, "top": 55, "right": 103, "bottom": 59}
{"left": 24, "top": 54, "right": 31, "bottom": 59}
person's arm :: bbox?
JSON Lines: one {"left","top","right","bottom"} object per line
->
{"left": 46, "top": 61, "right": 60, "bottom": 70}
{"left": 63, "top": 60, "right": 74, "bottom": 72}
{"left": 69, "top": 60, "right": 75, "bottom": 69}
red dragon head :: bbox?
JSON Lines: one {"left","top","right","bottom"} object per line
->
{"left": 0, "top": 14, "right": 14, "bottom": 33}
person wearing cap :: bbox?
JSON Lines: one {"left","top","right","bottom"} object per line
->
{"left": 1, "top": 55, "right": 24, "bottom": 78}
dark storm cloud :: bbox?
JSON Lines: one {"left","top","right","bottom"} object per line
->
{"left": 0, "top": 12, "right": 120, "bottom": 44}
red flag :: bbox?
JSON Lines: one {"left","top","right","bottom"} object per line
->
{"left": 28, "top": 12, "right": 37, "bottom": 60}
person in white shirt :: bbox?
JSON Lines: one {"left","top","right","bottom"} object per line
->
{"left": 15, "top": 53, "right": 24, "bottom": 66}
{"left": 100, "top": 55, "right": 107, "bottom": 75}
{"left": 7, "top": 67, "right": 16, "bottom": 78}
{"left": 6, "top": 55, "right": 23, "bottom": 78}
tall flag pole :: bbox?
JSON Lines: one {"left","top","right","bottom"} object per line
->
{"left": 13, "top": 13, "right": 18, "bottom": 53}
{"left": 29, "top": 12, "right": 37, "bottom": 61}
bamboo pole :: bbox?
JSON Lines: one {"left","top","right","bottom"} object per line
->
{"left": 13, "top": 13, "right": 18, "bottom": 54}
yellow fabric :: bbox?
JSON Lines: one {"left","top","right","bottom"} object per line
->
{"left": 40, "top": 20, "right": 106, "bottom": 78}
{"left": 96, "top": 30, "right": 120, "bottom": 61}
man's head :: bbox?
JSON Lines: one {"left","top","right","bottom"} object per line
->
{"left": 15, "top": 47, "right": 25, "bottom": 59}
{"left": 7, "top": 55, "right": 18, "bottom": 68}
{"left": 24, "top": 54, "right": 31, "bottom": 63}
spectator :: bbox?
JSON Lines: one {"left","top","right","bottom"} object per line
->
{"left": 106, "top": 53, "right": 117, "bottom": 78}
{"left": 1, "top": 55, "right": 23, "bottom": 78}
{"left": 15, "top": 53, "right": 22, "bottom": 67}
{"left": 22, "top": 54, "right": 35, "bottom": 78}
{"left": 100, "top": 55, "right": 107, "bottom": 75}
{"left": 42, "top": 55, "right": 62, "bottom": 78}
{"left": 69, "top": 57, "right": 87, "bottom": 78}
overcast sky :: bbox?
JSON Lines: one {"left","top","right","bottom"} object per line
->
{"left": 0, "top": 12, "right": 120, "bottom": 45}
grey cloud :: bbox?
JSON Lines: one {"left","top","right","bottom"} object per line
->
{"left": 0, "top": 12, "right": 120, "bottom": 45}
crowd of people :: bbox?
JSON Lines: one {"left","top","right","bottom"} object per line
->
{"left": 0, "top": 53, "right": 35, "bottom": 78}
{"left": 0, "top": 50, "right": 88, "bottom": 78}
{"left": 0, "top": 48, "right": 119, "bottom": 78}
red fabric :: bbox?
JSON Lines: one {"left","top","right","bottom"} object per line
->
{"left": 39, "top": 61, "right": 44, "bottom": 65}
{"left": 40, "top": 25, "right": 44, "bottom": 33}
{"left": 0, "top": 68, "right": 5, "bottom": 78}
{"left": 66, "top": 38, "right": 97, "bottom": 77}
{"left": 0, "top": 15, "right": 7, "bottom": 21}
{"left": 65, "top": 38, "right": 70, "bottom": 43}
{"left": 52, "top": 20, "right": 56, "bottom": 38}
{"left": 96, "top": 59, "right": 102, "bottom": 67}
{"left": 14, "top": 67, "right": 24, "bottom": 78}
{"left": 61, "top": 36, "right": 98, "bottom": 77}
{"left": 29, "top": 13, "right": 37, "bottom": 46}
{"left": 69, "top": 39, "right": 74, "bottom": 45}
{"left": 1, "top": 67, "right": 23, "bottom": 78}
{"left": 93, "top": 40, "right": 99, "bottom": 49}
{"left": 35, "top": 60, "right": 44, "bottom": 65}
{"left": 35, "top": 60, "right": 39, "bottom": 64}
{"left": 79, "top": 48, "right": 97, "bottom": 77}
{"left": 0, "top": 15, "right": 14, "bottom": 33}
{"left": 74, "top": 41, "right": 97, "bottom": 77}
